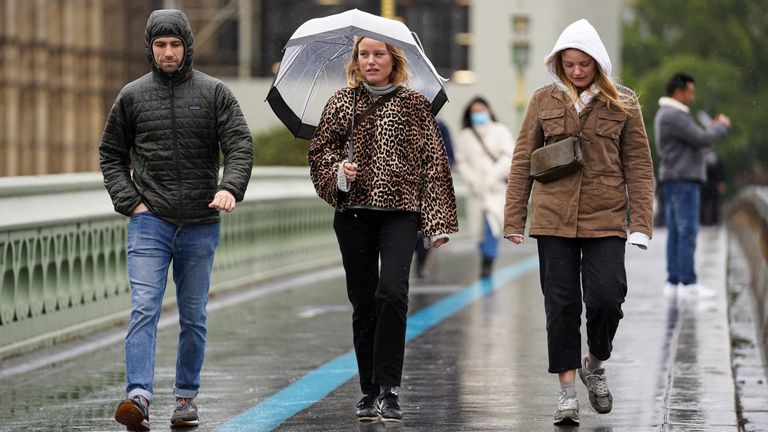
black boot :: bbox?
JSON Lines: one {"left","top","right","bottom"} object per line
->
{"left": 480, "top": 257, "right": 494, "bottom": 278}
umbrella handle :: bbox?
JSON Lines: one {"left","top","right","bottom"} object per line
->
{"left": 347, "top": 89, "right": 357, "bottom": 164}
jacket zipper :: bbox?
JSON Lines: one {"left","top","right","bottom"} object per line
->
{"left": 170, "top": 81, "right": 185, "bottom": 224}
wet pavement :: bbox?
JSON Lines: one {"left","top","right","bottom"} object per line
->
{"left": 0, "top": 228, "right": 749, "bottom": 431}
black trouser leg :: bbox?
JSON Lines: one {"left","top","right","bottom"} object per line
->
{"left": 537, "top": 236, "right": 627, "bottom": 373}
{"left": 537, "top": 236, "right": 583, "bottom": 373}
{"left": 334, "top": 210, "right": 419, "bottom": 394}
{"left": 373, "top": 211, "right": 419, "bottom": 386}
{"left": 581, "top": 237, "right": 627, "bottom": 361}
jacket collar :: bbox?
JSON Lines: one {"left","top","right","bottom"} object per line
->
{"left": 547, "top": 85, "right": 598, "bottom": 122}
{"left": 658, "top": 96, "right": 690, "bottom": 113}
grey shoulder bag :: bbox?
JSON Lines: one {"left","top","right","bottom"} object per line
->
{"left": 529, "top": 109, "right": 592, "bottom": 184}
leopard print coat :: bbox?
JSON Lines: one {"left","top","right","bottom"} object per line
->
{"left": 308, "top": 86, "right": 458, "bottom": 237}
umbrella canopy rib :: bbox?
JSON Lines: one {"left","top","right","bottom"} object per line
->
{"left": 298, "top": 41, "right": 352, "bottom": 123}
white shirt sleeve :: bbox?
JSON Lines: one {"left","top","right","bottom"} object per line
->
{"left": 628, "top": 232, "right": 650, "bottom": 250}
{"left": 424, "top": 233, "right": 450, "bottom": 249}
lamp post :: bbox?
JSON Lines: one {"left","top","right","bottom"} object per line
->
{"left": 381, "top": 0, "right": 396, "bottom": 19}
{"left": 510, "top": 14, "right": 530, "bottom": 127}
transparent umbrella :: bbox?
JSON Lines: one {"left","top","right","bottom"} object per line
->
{"left": 266, "top": 8, "right": 448, "bottom": 140}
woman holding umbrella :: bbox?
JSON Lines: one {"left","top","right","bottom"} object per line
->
{"left": 309, "top": 36, "right": 458, "bottom": 423}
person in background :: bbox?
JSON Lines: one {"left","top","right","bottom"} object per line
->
{"left": 654, "top": 73, "right": 730, "bottom": 297}
{"left": 99, "top": 9, "right": 253, "bottom": 430}
{"left": 700, "top": 149, "right": 726, "bottom": 226}
{"left": 414, "top": 118, "right": 454, "bottom": 278}
{"left": 308, "top": 36, "right": 458, "bottom": 423}
{"left": 455, "top": 96, "right": 514, "bottom": 278}
{"left": 504, "top": 19, "right": 654, "bottom": 426}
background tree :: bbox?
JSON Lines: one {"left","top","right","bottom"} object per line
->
{"left": 623, "top": 0, "right": 768, "bottom": 188}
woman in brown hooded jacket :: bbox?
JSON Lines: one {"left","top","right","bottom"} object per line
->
{"left": 504, "top": 19, "right": 654, "bottom": 426}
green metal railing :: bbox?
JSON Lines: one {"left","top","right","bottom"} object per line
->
{"left": 0, "top": 168, "right": 468, "bottom": 358}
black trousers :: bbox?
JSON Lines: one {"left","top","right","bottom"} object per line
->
{"left": 536, "top": 236, "right": 627, "bottom": 373}
{"left": 333, "top": 209, "right": 419, "bottom": 395}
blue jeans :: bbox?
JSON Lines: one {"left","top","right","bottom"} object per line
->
{"left": 479, "top": 215, "right": 500, "bottom": 260}
{"left": 662, "top": 181, "right": 700, "bottom": 285}
{"left": 125, "top": 212, "right": 220, "bottom": 402}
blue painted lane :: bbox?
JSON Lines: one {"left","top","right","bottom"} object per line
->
{"left": 215, "top": 255, "right": 539, "bottom": 432}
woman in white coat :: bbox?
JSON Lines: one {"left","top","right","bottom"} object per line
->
{"left": 455, "top": 97, "right": 514, "bottom": 277}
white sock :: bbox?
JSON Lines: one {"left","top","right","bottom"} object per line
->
{"left": 560, "top": 381, "right": 576, "bottom": 398}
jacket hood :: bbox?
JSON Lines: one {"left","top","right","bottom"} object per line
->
{"left": 544, "top": 19, "right": 611, "bottom": 83}
{"left": 144, "top": 9, "right": 194, "bottom": 81}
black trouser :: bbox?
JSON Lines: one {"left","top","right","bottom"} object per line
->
{"left": 536, "top": 236, "right": 627, "bottom": 373}
{"left": 333, "top": 209, "right": 419, "bottom": 395}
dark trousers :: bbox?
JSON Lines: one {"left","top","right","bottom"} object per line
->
{"left": 536, "top": 236, "right": 627, "bottom": 373}
{"left": 333, "top": 209, "right": 419, "bottom": 395}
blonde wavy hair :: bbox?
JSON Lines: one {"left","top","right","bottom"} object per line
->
{"left": 345, "top": 36, "right": 409, "bottom": 88}
{"left": 547, "top": 50, "right": 637, "bottom": 114}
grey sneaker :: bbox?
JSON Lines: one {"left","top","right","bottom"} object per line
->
{"left": 170, "top": 397, "right": 199, "bottom": 428}
{"left": 553, "top": 389, "right": 579, "bottom": 425}
{"left": 114, "top": 395, "right": 150, "bottom": 431}
{"left": 355, "top": 394, "right": 379, "bottom": 422}
{"left": 578, "top": 356, "right": 613, "bottom": 413}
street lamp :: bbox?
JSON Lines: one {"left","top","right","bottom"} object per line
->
{"left": 510, "top": 14, "right": 530, "bottom": 125}
{"left": 511, "top": 40, "right": 530, "bottom": 109}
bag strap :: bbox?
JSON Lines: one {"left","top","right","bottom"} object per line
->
{"left": 346, "top": 88, "right": 399, "bottom": 162}
{"left": 470, "top": 127, "right": 498, "bottom": 163}
{"left": 346, "top": 90, "right": 357, "bottom": 162}
{"left": 575, "top": 107, "right": 594, "bottom": 142}
{"left": 544, "top": 107, "right": 593, "bottom": 146}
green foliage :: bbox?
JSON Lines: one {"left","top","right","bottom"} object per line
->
{"left": 252, "top": 127, "right": 310, "bottom": 166}
{"left": 623, "top": 0, "right": 768, "bottom": 189}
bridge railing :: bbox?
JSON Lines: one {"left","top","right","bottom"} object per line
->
{"left": 728, "top": 186, "right": 768, "bottom": 364}
{"left": 0, "top": 168, "right": 468, "bottom": 358}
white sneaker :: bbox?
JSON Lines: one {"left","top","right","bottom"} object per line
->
{"left": 663, "top": 282, "right": 678, "bottom": 297}
{"left": 679, "top": 283, "right": 717, "bottom": 298}
{"left": 553, "top": 389, "right": 579, "bottom": 425}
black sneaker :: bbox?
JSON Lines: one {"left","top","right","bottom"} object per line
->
{"left": 375, "top": 388, "right": 403, "bottom": 422}
{"left": 170, "top": 397, "right": 199, "bottom": 428}
{"left": 355, "top": 394, "right": 379, "bottom": 422}
{"left": 115, "top": 395, "right": 150, "bottom": 431}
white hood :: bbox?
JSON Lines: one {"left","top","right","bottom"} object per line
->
{"left": 545, "top": 19, "right": 612, "bottom": 82}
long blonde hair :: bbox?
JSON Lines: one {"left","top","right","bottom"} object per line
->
{"left": 345, "top": 36, "right": 409, "bottom": 88}
{"left": 547, "top": 51, "right": 637, "bottom": 114}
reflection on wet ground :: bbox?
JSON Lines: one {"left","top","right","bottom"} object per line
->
{"left": 0, "top": 229, "right": 742, "bottom": 431}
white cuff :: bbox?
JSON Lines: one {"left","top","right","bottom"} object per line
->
{"left": 628, "top": 232, "right": 650, "bottom": 250}
{"left": 425, "top": 233, "right": 450, "bottom": 249}
{"left": 505, "top": 233, "right": 524, "bottom": 241}
{"left": 337, "top": 162, "right": 349, "bottom": 192}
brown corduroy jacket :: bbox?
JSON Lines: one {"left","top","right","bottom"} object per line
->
{"left": 504, "top": 84, "right": 655, "bottom": 239}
